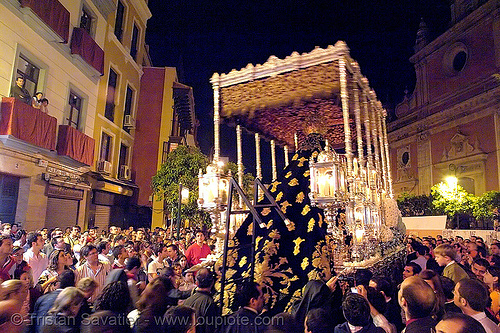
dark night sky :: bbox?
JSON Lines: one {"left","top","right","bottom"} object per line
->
{"left": 145, "top": 0, "right": 450, "bottom": 182}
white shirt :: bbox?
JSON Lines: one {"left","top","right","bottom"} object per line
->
{"left": 23, "top": 248, "right": 48, "bottom": 281}
{"left": 470, "top": 312, "right": 500, "bottom": 333}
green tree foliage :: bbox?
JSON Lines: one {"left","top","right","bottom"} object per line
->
{"left": 396, "top": 192, "right": 433, "bottom": 217}
{"left": 472, "top": 191, "right": 500, "bottom": 220}
{"left": 151, "top": 145, "right": 209, "bottom": 225}
{"left": 430, "top": 182, "right": 476, "bottom": 219}
{"left": 223, "top": 162, "right": 255, "bottom": 200}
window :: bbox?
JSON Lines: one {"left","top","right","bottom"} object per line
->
{"left": 123, "top": 85, "right": 134, "bottom": 132}
{"left": 105, "top": 68, "right": 118, "bottom": 121}
{"left": 16, "top": 54, "right": 40, "bottom": 97}
{"left": 80, "top": 7, "right": 93, "bottom": 35}
{"left": 67, "top": 92, "right": 83, "bottom": 129}
{"left": 100, "top": 132, "right": 112, "bottom": 162}
{"left": 119, "top": 144, "right": 128, "bottom": 170}
{"left": 114, "top": 0, "right": 125, "bottom": 41}
{"left": 130, "top": 24, "right": 139, "bottom": 61}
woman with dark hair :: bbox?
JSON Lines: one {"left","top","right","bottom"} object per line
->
{"left": 419, "top": 269, "right": 446, "bottom": 320}
{"left": 81, "top": 281, "right": 132, "bottom": 333}
{"left": 14, "top": 260, "right": 42, "bottom": 313}
{"left": 132, "top": 276, "right": 174, "bottom": 333}
{"left": 162, "top": 305, "right": 196, "bottom": 333}
{"left": 38, "top": 249, "right": 73, "bottom": 293}
{"left": 484, "top": 265, "right": 500, "bottom": 319}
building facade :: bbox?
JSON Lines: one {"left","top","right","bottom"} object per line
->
{"left": 133, "top": 67, "right": 197, "bottom": 229}
{"left": 0, "top": 0, "right": 154, "bottom": 231}
{"left": 388, "top": 0, "right": 500, "bottom": 197}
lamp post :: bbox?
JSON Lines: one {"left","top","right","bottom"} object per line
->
{"left": 176, "top": 183, "right": 189, "bottom": 240}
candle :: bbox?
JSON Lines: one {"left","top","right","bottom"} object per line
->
{"left": 318, "top": 174, "right": 328, "bottom": 196}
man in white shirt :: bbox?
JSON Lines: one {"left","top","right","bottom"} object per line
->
{"left": 454, "top": 278, "right": 500, "bottom": 333}
{"left": 147, "top": 243, "right": 168, "bottom": 282}
{"left": 23, "top": 231, "right": 48, "bottom": 281}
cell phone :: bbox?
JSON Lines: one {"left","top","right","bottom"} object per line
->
{"left": 351, "top": 287, "right": 358, "bottom": 294}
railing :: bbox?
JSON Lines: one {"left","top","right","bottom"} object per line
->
{"left": 0, "top": 97, "right": 57, "bottom": 150}
{"left": 70, "top": 28, "right": 104, "bottom": 75}
{"left": 20, "top": 0, "right": 70, "bottom": 43}
{"left": 56, "top": 125, "right": 95, "bottom": 166}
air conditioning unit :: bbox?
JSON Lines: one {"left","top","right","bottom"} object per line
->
{"left": 119, "top": 165, "right": 131, "bottom": 180}
{"left": 97, "top": 160, "right": 112, "bottom": 175}
{"left": 124, "top": 115, "right": 136, "bottom": 128}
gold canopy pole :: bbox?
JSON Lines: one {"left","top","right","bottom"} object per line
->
{"left": 339, "top": 57, "right": 353, "bottom": 174}
{"left": 369, "top": 92, "right": 381, "bottom": 175}
{"left": 271, "top": 139, "right": 277, "bottom": 180}
{"left": 255, "top": 133, "right": 262, "bottom": 179}
{"left": 381, "top": 109, "right": 394, "bottom": 197}
{"left": 211, "top": 73, "right": 220, "bottom": 163}
{"left": 294, "top": 133, "right": 298, "bottom": 152}
{"left": 284, "top": 145, "right": 289, "bottom": 167}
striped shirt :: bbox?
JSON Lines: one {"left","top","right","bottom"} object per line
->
{"left": 76, "top": 261, "right": 111, "bottom": 302}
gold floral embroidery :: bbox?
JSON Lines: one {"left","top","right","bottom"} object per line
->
{"left": 296, "top": 192, "right": 305, "bottom": 203}
{"left": 301, "top": 257, "right": 309, "bottom": 270}
{"left": 286, "top": 221, "right": 295, "bottom": 231}
{"left": 276, "top": 192, "right": 283, "bottom": 202}
{"left": 292, "top": 154, "right": 298, "bottom": 161}
{"left": 280, "top": 201, "right": 291, "bottom": 213}
{"left": 270, "top": 181, "right": 281, "bottom": 192}
{"left": 301, "top": 205, "right": 310, "bottom": 215}
{"left": 239, "top": 256, "right": 247, "bottom": 267}
{"left": 288, "top": 178, "right": 299, "bottom": 186}
{"left": 303, "top": 170, "right": 310, "bottom": 178}
{"left": 293, "top": 237, "right": 305, "bottom": 255}
{"left": 297, "top": 157, "right": 307, "bottom": 167}
{"left": 261, "top": 208, "right": 271, "bottom": 216}
{"left": 308, "top": 218, "right": 315, "bottom": 232}
{"left": 285, "top": 171, "right": 292, "bottom": 178}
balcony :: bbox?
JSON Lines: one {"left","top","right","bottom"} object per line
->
{"left": 70, "top": 28, "right": 104, "bottom": 75}
{"left": 20, "top": 0, "right": 70, "bottom": 43}
{"left": 0, "top": 97, "right": 57, "bottom": 151}
{"left": 56, "top": 125, "right": 95, "bottom": 166}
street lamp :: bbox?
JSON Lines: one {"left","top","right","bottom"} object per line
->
{"left": 176, "top": 183, "right": 190, "bottom": 240}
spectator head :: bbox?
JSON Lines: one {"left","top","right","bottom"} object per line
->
{"left": 153, "top": 242, "right": 167, "bottom": 257}
{"left": 439, "top": 276, "right": 456, "bottom": 301}
{"left": 93, "top": 281, "right": 130, "bottom": 313}
{"left": 195, "top": 267, "right": 214, "bottom": 289}
{"left": 366, "top": 286, "right": 387, "bottom": 314}
{"left": 484, "top": 265, "right": 500, "bottom": 290}
{"left": 0, "top": 279, "right": 28, "bottom": 302}
{"left": 166, "top": 243, "right": 179, "bottom": 259}
{"left": 342, "top": 293, "right": 371, "bottom": 327}
{"left": 234, "top": 281, "right": 264, "bottom": 313}
{"left": 491, "top": 243, "right": 500, "bottom": 256}
{"left": 471, "top": 258, "right": 490, "bottom": 281}
{"left": 434, "top": 244, "right": 457, "bottom": 266}
{"left": 96, "top": 240, "right": 109, "bottom": 254}
{"left": 81, "top": 245, "right": 98, "bottom": 264}
{"left": 125, "top": 256, "right": 141, "bottom": 273}
{"left": 162, "top": 305, "right": 196, "bottom": 333}
{"left": 403, "top": 262, "right": 421, "bottom": 279}
{"left": 112, "top": 245, "right": 127, "bottom": 260}
{"left": 434, "top": 311, "right": 486, "bottom": 333}
{"left": 354, "top": 268, "right": 373, "bottom": 287}
{"left": 369, "top": 276, "right": 393, "bottom": 299}
{"left": 454, "top": 278, "right": 489, "bottom": 312}
{"left": 1, "top": 223, "right": 11, "bottom": 237}
{"left": 49, "top": 287, "right": 85, "bottom": 316}
{"left": 15, "top": 77, "right": 24, "bottom": 87}
{"left": 268, "top": 312, "right": 298, "bottom": 332}
{"left": 195, "top": 230, "right": 206, "bottom": 244}
{"left": 398, "top": 276, "right": 436, "bottom": 320}
{"left": 305, "top": 308, "right": 331, "bottom": 333}
{"left": 58, "top": 269, "right": 76, "bottom": 289}
{"left": 77, "top": 277, "right": 98, "bottom": 299}
{"left": 0, "top": 235, "right": 13, "bottom": 256}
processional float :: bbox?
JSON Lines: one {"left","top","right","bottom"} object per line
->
{"left": 198, "top": 41, "right": 404, "bottom": 274}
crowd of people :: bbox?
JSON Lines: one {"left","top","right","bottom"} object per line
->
{"left": 0, "top": 221, "right": 499, "bottom": 333}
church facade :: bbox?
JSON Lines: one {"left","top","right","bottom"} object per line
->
{"left": 388, "top": 0, "right": 500, "bottom": 197}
